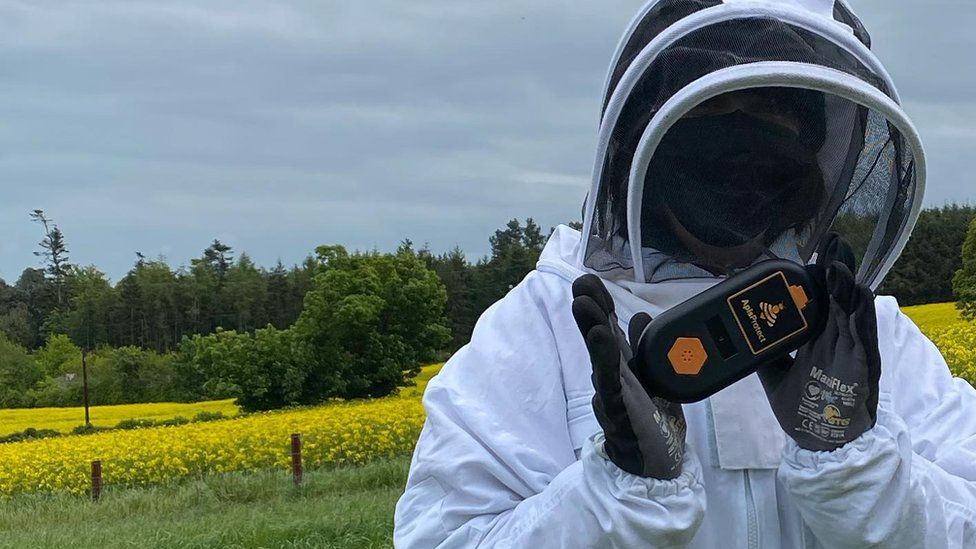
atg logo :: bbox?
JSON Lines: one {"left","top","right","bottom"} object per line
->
{"left": 759, "top": 302, "right": 785, "bottom": 327}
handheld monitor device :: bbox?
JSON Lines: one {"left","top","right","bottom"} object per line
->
{"left": 635, "top": 259, "right": 824, "bottom": 403}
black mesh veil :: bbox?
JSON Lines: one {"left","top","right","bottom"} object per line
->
{"left": 581, "top": 2, "right": 924, "bottom": 290}
{"left": 603, "top": 0, "right": 722, "bottom": 113}
{"left": 603, "top": 0, "right": 874, "bottom": 107}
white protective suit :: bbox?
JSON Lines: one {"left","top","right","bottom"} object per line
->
{"left": 396, "top": 1, "right": 976, "bottom": 547}
{"left": 396, "top": 227, "right": 976, "bottom": 548}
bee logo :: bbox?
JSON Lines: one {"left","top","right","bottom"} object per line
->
{"left": 759, "top": 302, "right": 785, "bottom": 327}
{"left": 823, "top": 404, "right": 850, "bottom": 426}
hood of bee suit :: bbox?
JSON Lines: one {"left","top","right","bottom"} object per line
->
{"left": 577, "top": 0, "right": 925, "bottom": 291}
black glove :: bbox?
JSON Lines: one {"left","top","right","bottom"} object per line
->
{"left": 758, "top": 235, "right": 881, "bottom": 452}
{"left": 572, "top": 274, "right": 686, "bottom": 479}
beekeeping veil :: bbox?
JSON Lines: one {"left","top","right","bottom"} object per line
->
{"left": 579, "top": 0, "right": 925, "bottom": 290}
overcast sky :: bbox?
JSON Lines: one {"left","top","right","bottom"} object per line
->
{"left": 2, "top": 0, "right": 974, "bottom": 282}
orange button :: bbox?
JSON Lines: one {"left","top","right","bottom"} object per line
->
{"left": 667, "top": 337, "right": 708, "bottom": 375}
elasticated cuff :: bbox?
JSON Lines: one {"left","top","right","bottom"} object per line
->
{"left": 587, "top": 433, "right": 705, "bottom": 500}
{"left": 782, "top": 396, "right": 905, "bottom": 472}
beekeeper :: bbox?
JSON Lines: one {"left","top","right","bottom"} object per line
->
{"left": 395, "top": 1, "right": 976, "bottom": 547}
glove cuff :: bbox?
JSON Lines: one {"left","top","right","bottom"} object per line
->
{"left": 783, "top": 394, "right": 897, "bottom": 466}
{"left": 589, "top": 433, "right": 702, "bottom": 494}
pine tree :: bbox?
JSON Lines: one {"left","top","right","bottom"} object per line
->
{"left": 266, "top": 260, "right": 292, "bottom": 329}
{"left": 203, "top": 240, "right": 234, "bottom": 283}
{"left": 29, "top": 210, "right": 71, "bottom": 306}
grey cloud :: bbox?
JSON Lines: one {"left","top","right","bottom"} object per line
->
{"left": 0, "top": 0, "right": 973, "bottom": 282}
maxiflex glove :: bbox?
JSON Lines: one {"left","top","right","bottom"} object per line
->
{"left": 758, "top": 235, "right": 881, "bottom": 452}
{"left": 572, "top": 274, "right": 686, "bottom": 479}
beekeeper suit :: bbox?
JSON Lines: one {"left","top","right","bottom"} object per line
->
{"left": 395, "top": 0, "right": 976, "bottom": 547}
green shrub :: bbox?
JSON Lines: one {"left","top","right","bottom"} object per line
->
{"left": 293, "top": 245, "right": 451, "bottom": 400}
{"left": 174, "top": 326, "right": 305, "bottom": 412}
{"left": 0, "top": 428, "right": 61, "bottom": 444}
{"left": 193, "top": 411, "right": 226, "bottom": 422}
{"left": 70, "top": 424, "right": 110, "bottom": 436}
{"left": 115, "top": 418, "right": 157, "bottom": 430}
{"left": 173, "top": 246, "right": 449, "bottom": 411}
{"left": 33, "top": 334, "right": 80, "bottom": 377}
{"left": 24, "top": 344, "right": 184, "bottom": 408}
{"left": 159, "top": 416, "right": 190, "bottom": 427}
{"left": 0, "top": 335, "right": 42, "bottom": 408}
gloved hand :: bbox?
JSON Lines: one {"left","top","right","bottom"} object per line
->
{"left": 572, "top": 274, "right": 686, "bottom": 479}
{"left": 758, "top": 235, "right": 881, "bottom": 452}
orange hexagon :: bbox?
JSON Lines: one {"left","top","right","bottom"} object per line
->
{"left": 667, "top": 337, "right": 708, "bottom": 376}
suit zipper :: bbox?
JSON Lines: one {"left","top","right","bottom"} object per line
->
{"left": 744, "top": 470, "right": 759, "bottom": 549}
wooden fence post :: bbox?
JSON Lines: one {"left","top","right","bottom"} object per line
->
{"left": 91, "top": 460, "right": 102, "bottom": 501}
{"left": 291, "top": 433, "right": 303, "bottom": 486}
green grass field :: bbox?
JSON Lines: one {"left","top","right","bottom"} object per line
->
{"left": 0, "top": 457, "right": 410, "bottom": 549}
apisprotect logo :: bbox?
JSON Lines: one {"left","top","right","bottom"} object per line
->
{"left": 759, "top": 302, "right": 786, "bottom": 327}
{"left": 728, "top": 271, "right": 809, "bottom": 355}
{"left": 739, "top": 299, "right": 767, "bottom": 344}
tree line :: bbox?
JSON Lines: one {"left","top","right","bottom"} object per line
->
{"left": 881, "top": 204, "right": 976, "bottom": 306}
{"left": 1, "top": 214, "right": 314, "bottom": 353}
{"left": 0, "top": 240, "right": 450, "bottom": 412}
{"left": 0, "top": 214, "right": 553, "bottom": 355}
{"left": 0, "top": 206, "right": 973, "bottom": 412}
{"left": 416, "top": 205, "right": 976, "bottom": 347}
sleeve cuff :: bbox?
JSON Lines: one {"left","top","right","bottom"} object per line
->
{"left": 586, "top": 433, "right": 705, "bottom": 500}
{"left": 782, "top": 397, "right": 909, "bottom": 472}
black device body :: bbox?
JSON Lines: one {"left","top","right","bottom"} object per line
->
{"left": 635, "top": 259, "right": 825, "bottom": 403}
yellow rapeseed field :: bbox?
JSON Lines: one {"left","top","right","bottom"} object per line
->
{"left": 2, "top": 300, "right": 975, "bottom": 498}
{"left": 901, "top": 302, "right": 966, "bottom": 336}
{"left": 0, "top": 397, "right": 426, "bottom": 495}
{"left": 902, "top": 302, "right": 976, "bottom": 385}
{"left": 0, "top": 400, "right": 239, "bottom": 437}
{"left": 0, "top": 364, "right": 442, "bottom": 495}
